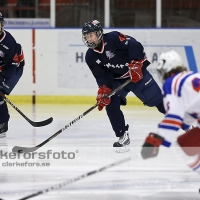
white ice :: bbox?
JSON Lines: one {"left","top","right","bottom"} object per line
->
{"left": 0, "top": 105, "right": 200, "bottom": 200}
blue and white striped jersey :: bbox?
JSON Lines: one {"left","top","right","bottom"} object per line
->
{"left": 158, "top": 71, "right": 200, "bottom": 143}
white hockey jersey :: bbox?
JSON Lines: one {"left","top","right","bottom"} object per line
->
{"left": 157, "top": 71, "right": 200, "bottom": 144}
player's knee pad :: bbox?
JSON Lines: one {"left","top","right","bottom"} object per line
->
{"left": 106, "top": 95, "right": 121, "bottom": 110}
{"left": 177, "top": 127, "right": 200, "bottom": 156}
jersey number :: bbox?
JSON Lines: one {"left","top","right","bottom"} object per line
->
{"left": 192, "top": 77, "right": 200, "bottom": 92}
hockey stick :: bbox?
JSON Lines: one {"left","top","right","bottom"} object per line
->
{"left": 17, "top": 157, "right": 131, "bottom": 200}
{"left": 12, "top": 79, "right": 132, "bottom": 153}
{"left": 0, "top": 93, "right": 53, "bottom": 127}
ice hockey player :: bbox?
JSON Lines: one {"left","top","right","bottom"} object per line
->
{"left": 82, "top": 19, "right": 166, "bottom": 152}
{"left": 0, "top": 12, "right": 25, "bottom": 137}
{"left": 141, "top": 50, "right": 200, "bottom": 172}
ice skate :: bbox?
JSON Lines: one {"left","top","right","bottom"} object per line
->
{"left": 113, "top": 125, "right": 130, "bottom": 153}
{"left": 0, "top": 123, "right": 8, "bottom": 138}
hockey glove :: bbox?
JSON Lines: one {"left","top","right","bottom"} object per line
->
{"left": 141, "top": 133, "right": 164, "bottom": 159}
{"left": 96, "top": 85, "right": 112, "bottom": 111}
{"left": 128, "top": 58, "right": 146, "bottom": 83}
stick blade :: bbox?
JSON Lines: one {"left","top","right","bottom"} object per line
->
{"left": 29, "top": 117, "right": 53, "bottom": 127}
{"left": 12, "top": 146, "right": 39, "bottom": 153}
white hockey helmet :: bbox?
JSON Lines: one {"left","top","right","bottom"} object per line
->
{"left": 157, "top": 50, "right": 182, "bottom": 81}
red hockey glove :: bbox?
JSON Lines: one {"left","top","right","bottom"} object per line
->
{"left": 96, "top": 85, "right": 112, "bottom": 111}
{"left": 128, "top": 58, "right": 146, "bottom": 83}
{"left": 141, "top": 133, "right": 164, "bottom": 159}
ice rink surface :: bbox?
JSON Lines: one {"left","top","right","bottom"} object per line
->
{"left": 0, "top": 104, "right": 200, "bottom": 200}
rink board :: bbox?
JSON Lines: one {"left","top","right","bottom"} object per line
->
{"left": 4, "top": 28, "right": 200, "bottom": 104}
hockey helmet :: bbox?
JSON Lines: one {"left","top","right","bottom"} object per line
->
{"left": 82, "top": 20, "right": 103, "bottom": 48}
{"left": 157, "top": 50, "right": 182, "bottom": 81}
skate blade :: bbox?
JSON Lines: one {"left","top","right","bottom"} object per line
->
{"left": 114, "top": 145, "right": 130, "bottom": 153}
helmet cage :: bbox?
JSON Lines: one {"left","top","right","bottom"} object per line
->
{"left": 157, "top": 68, "right": 167, "bottom": 82}
{"left": 82, "top": 20, "right": 103, "bottom": 49}
{"left": 156, "top": 50, "right": 182, "bottom": 82}
{"left": 156, "top": 59, "right": 168, "bottom": 82}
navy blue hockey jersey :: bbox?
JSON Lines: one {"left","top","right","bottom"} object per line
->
{"left": 85, "top": 31, "right": 150, "bottom": 88}
{"left": 0, "top": 30, "right": 24, "bottom": 80}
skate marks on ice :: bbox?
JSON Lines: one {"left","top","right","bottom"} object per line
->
{"left": 0, "top": 105, "right": 200, "bottom": 200}
{"left": 1, "top": 145, "right": 200, "bottom": 200}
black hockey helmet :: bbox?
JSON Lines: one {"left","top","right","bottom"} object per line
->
{"left": 82, "top": 20, "right": 103, "bottom": 48}
{"left": 0, "top": 12, "right": 4, "bottom": 34}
